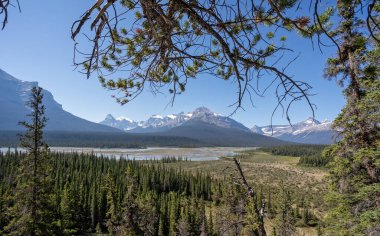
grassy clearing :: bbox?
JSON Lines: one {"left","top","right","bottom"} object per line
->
{"left": 157, "top": 149, "right": 328, "bottom": 235}
{"left": 163, "top": 150, "right": 326, "bottom": 193}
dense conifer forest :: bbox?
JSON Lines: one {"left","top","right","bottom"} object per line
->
{"left": 261, "top": 145, "right": 331, "bottom": 167}
{"left": 0, "top": 150, "right": 322, "bottom": 235}
{"left": 0, "top": 131, "right": 204, "bottom": 149}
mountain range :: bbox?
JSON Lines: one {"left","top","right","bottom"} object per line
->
{"left": 101, "top": 107, "right": 251, "bottom": 133}
{"left": 251, "top": 118, "right": 335, "bottom": 144}
{"left": 0, "top": 68, "right": 334, "bottom": 147}
{"left": 101, "top": 109, "right": 335, "bottom": 145}
{"left": 0, "top": 69, "right": 287, "bottom": 147}
{"left": 0, "top": 69, "right": 215, "bottom": 147}
{"left": 99, "top": 107, "right": 288, "bottom": 146}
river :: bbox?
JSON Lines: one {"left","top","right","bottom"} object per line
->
{"left": 0, "top": 147, "right": 256, "bottom": 161}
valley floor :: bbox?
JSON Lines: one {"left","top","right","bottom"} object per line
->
{"left": 0, "top": 148, "right": 328, "bottom": 236}
{"left": 49, "top": 146, "right": 255, "bottom": 161}
{"left": 157, "top": 150, "right": 328, "bottom": 235}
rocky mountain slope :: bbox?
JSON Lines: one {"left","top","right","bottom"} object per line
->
{"left": 100, "top": 107, "right": 289, "bottom": 146}
{"left": 0, "top": 69, "right": 120, "bottom": 132}
{"left": 160, "top": 119, "right": 288, "bottom": 147}
{"left": 251, "top": 118, "right": 335, "bottom": 144}
{"left": 101, "top": 107, "right": 251, "bottom": 133}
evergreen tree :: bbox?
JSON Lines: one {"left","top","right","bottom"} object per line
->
{"left": 190, "top": 197, "right": 202, "bottom": 235}
{"left": 119, "top": 183, "right": 142, "bottom": 236}
{"left": 105, "top": 170, "right": 122, "bottom": 234}
{"left": 98, "top": 189, "right": 108, "bottom": 232}
{"left": 243, "top": 196, "right": 261, "bottom": 235}
{"left": 60, "top": 181, "right": 82, "bottom": 235}
{"left": 267, "top": 187, "right": 275, "bottom": 219}
{"left": 274, "top": 187, "right": 295, "bottom": 236}
{"left": 4, "top": 87, "right": 55, "bottom": 236}
{"left": 320, "top": 1, "right": 380, "bottom": 234}
{"left": 168, "top": 193, "right": 179, "bottom": 236}
{"left": 79, "top": 181, "right": 91, "bottom": 231}
{"left": 137, "top": 192, "right": 158, "bottom": 235}
{"left": 90, "top": 185, "right": 99, "bottom": 230}
{"left": 208, "top": 205, "right": 214, "bottom": 236}
{"left": 177, "top": 201, "right": 191, "bottom": 236}
{"left": 0, "top": 186, "right": 8, "bottom": 234}
{"left": 158, "top": 196, "right": 168, "bottom": 236}
{"left": 199, "top": 199, "right": 208, "bottom": 236}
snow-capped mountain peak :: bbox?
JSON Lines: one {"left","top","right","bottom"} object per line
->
{"left": 251, "top": 118, "right": 334, "bottom": 144}
{"left": 191, "top": 107, "right": 221, "bottom": 117}
{"left": 150, "top": 114, "right": 163, "bottom": 119}
{"left": 303, "top": 117, "right": 320, "bottom": 125}
{"left": 250, "top": 125, "right": 263, "bottom": 134}
{"left": 166, "top": 114, "right": 177, "bottom": 119}
{"left": 193, "top": 106, "right": 212, "bottom": 114}
{"left": 116, "top": 116, "right": 133, "bottom": 122}
{"left": 105, "top": 114, "right": 116, "bottom": 121}
{"left": 100, "top": 107, "right": 251, "bottom": 133}
{"left": 100, "top": 114, "right": 138, "bottom": 131}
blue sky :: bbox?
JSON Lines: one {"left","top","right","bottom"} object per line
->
{"left": 0, "top": 0, "right": 346, "bottom": 127}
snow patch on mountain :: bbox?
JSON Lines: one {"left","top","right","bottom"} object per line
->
{"left": 100, "top": 107, "right": 251, "bottom": 133}
{"left": 166, "top": 114, "right": 177, "bottom": 119}
{"left": 151, "top": 115, "right": 163, "bottom": 119}
{"left": 251, "top": 118, "right": 335, "bottom": 144}
{"left": 116, "top": 116, "right": 133, "bottom": 122}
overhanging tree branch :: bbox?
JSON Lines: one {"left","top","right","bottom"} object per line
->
{"left": 0, "top": 0, "right": 20, "bottom": 30}
{"left": 71, "top": 0, "right": 317, "bottom": 122}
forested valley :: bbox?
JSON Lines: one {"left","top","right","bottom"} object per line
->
{"left": 0, "top": 0, "right": 378, "bottom": 235}
{"left": 0, "top": 150, "right": 323, "bottom": 236}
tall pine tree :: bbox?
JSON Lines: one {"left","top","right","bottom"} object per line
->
{"left": 320, "top": 1, "right": 380, "bottom": 234}
{"left": 60, "top": 181, "right": 82, "bottom": 235}
{"left": 5, "top": 87, "right": 55, "bottom": 235}
{"left": 274, "top": 187, "right": 295, "bottom": 236}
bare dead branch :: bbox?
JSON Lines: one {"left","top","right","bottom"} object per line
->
{"left": 233, "top": 157, "right": 266, "bottom": 236}
{"left": 367, "top": 1, "right": 380, "bottom": 43}
{"left": 0, "top": 0, "right": 20, "bottom": 30}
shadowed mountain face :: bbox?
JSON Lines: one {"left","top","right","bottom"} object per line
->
{"left": 251, "top": 118, "right": 336, "bottom": 144}
{"left": 0, "top": 69, "right": 120, "bottom": 132}
{"left": 159, "top": 120, "right": 289, "bottom": 147}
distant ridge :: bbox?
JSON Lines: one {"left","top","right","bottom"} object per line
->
{"left": 159, "top": 120, "right": 289, "bottom": 147}
{"left": 100, "top": 107, "right": 289, "bottom": 147}
{"left": 100, "top": 106, "right": 252, "bottom": 133}
{"left": 251, "top": 118, "right": 336, "bottom": 144}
